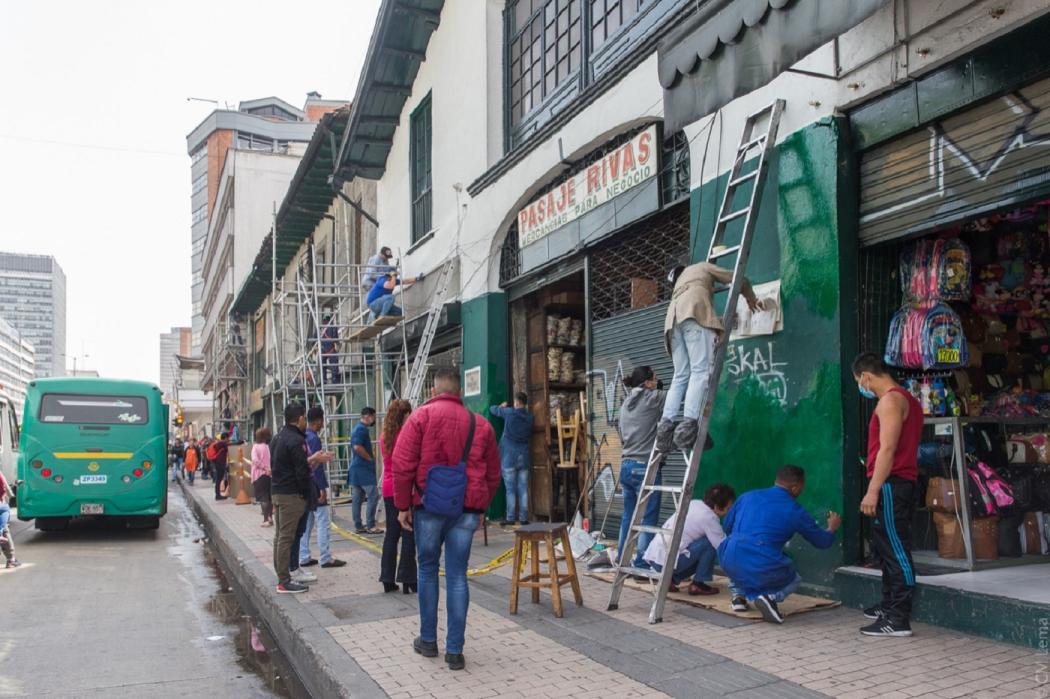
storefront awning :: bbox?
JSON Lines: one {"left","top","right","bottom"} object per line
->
{"left": 658, "top": 0, "right": 888, "bottom": 133}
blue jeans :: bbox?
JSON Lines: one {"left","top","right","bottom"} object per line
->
{"left": 352, "top": 484, "right": 379, "bottom": 529}
{"left": 617, "top": 459, "right": 662, "bottom": 567}
{"left": 662, "top": 319, "right": 716, "bottom": 421}
{"left": 187, "top": 470, "right": 195, "bottom": 484}
{"left": 0, "top": 502, "right": 9, "bottom": 532}
{"left": 368, "top": 295, "right": 402, "bottom": 320}
{"left": 500, "top": 443, "right": 530, "bottom": 521}
{"left": 730, "top": 572, "right": 802, "bottom": 603}
{"left": 299, "top": 504, "right": 332, "bottom": 564}
{"left": 415, "top": 509, "right": 480, "bottom": 655}
{"left": 651, "top": 538, "right": 717, "bottom": 584}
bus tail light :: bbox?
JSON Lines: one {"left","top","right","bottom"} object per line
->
{"left": 142, "top": 461, "right": 152, "bottom": 470}
{"left": 41, "top": 468, "right": 52, "bottom": 478}
{"left": 31, "top": 460, "right": 42, "bottom": 469}
{"left": 133, "top": 468, "right": 143, "bottom": 478}
{"left": 53, "top": 475, "right": 63, "bottom": 483}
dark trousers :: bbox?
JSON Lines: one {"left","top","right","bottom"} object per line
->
{"left": 290, "top": 511, "right": 309, "bottom": 571}
{"left": 254, "top": 475, "right": 273, "bottom": 521}
{"left": 870, "top": 477, "right": 917, "bottom": 624}
{"left": 272, "top": 494, "right": 307, "bottom": 585}
{"left": 380, "top": 496, "right": 416, "bottom": 584}
{"left": 213, "top": 463, "right": 228, "bottom": 499}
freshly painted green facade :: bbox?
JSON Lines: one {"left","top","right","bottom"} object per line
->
{"left": 460, "top": 292, "right": 510, "bottom": 518}
{"left": 688, "top": 117, "right": 858, "bottom": 589}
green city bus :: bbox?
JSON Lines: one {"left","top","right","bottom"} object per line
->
{"left": 16, "top": 377, "right": 168, "bottom": 530}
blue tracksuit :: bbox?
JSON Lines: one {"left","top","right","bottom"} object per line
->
{"left": 717, "top": 486, "right": 835, "bottom": 599}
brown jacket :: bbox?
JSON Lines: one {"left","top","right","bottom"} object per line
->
{"left": 663, "top": 262, "right": 756, "bottom": 353}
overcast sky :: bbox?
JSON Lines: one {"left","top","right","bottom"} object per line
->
{"left": 0, "top": 0, "right": 381, "bottom": 383}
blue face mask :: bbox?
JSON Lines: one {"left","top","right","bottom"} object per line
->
{"left": 858, "top": 381, "right": 876, "bottom": 400}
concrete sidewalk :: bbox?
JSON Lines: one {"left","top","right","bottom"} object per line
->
{"left": 180, "top": 479, "right": 1047, "bottom": 699}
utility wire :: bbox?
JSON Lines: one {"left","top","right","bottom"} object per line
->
{"left": 0, "top": 133, "right": 185, "bottom": 158}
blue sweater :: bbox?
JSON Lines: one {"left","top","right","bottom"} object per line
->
{"left": 717, "top": 486, "right": 835, "bottom": 598}
{"left": 489, "top": 406, "right": 534, "bottom": 446}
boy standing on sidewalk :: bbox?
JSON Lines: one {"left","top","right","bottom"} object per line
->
{"left": 299, "top": 406, "right": 346, "bottom": 570}
{"left": 393, "top": 367, "right": 501, "bottom": 671}
{"left": 853, "top": 352, "right": 921, "bottom": 637}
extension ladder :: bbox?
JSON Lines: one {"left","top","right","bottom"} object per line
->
{"left": 404, "top": 259, "right": 456, "bottom": 405}
{"left": 606, "top": 100, "right": 785, "bottom": 624}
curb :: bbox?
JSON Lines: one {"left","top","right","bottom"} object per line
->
{"left": 179, "top": 481, "right": 386, "bottom": 698}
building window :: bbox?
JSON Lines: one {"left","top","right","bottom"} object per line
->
{"left": 661, "top": 130, "right": 690, "bottom": 204}
{"left": 508, "top": 0, "right": 582, "bottom": 127}
{"left": 590, "top": 0, "right": 645, "bottom": 50}
{"left": 191, "top": 203, "right": 208, "bottom": 226}
{"left": 236, "top": 132, "right": 275, "bottom": 151}
{"left": 191, "top": 145, "right": 208, "bottom": 165}
{"left": 191, "top": 172, "right": 207, "bottom": 195}
{"left": 410, "top": 94, "right": 433, "bottom": 243}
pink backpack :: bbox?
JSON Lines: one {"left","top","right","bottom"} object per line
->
{"left": 967, "top": 461, "right": 1015, "bottom": 516}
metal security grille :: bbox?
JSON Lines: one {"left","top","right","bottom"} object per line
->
{"left": 500, "top": 223, "right": 522, "bottom": 286}
{"left": 588, "top": 202, "right": 690, "bottom": 321}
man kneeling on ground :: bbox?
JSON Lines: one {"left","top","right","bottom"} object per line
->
{"left": 718, "top": 465, "right": 840, "bottom": 624}
{"left": 642, "top": 483, "right": 735, "bottom": 596}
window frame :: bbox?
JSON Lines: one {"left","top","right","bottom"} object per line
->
{"left": 409, "top": 93, "right": 434, "bottom": 244}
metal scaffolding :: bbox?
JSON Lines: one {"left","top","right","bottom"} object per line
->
{"left": 206, "top": 316, "right": 251, "bottom": 442}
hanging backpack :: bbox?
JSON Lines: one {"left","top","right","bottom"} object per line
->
{"left": 967, "top": 461, "right": 1015, "bottom": 516}
{"left": 922, "top": 303, "right": 968, "bottom": 369}
{"left": 934, "top": 238, "right": 971, "bottom": 300}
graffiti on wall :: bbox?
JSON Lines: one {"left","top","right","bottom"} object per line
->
{"left": 726, "top": 340, "right": 788, "bottom": 406}
{"left": 587, "top": 362, "right": 628, "bottom": 429}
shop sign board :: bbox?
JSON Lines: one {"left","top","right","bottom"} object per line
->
{"left": 517, "top": 125, "right": 658, "bottom": 248}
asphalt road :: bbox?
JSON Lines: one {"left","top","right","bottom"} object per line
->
{"left": 0, "top": 487, "right": 281, "bottom": 698}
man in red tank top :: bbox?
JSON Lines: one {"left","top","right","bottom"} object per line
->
{"left": 853, "top": 353, "right": 921, "bottom": 638}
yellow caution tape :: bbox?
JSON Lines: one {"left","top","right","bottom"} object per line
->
{"left": 329, "top": 521, "right": 514, "bottom": 577}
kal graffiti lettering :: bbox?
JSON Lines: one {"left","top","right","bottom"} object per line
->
{"left": 726, "top": 341, "right": 788, "bottom": 406}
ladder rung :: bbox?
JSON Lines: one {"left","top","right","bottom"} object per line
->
{"left": 727, "top": 170, "right": 759, "bottom": 188}
{"left": 718, "top": 208, "right": 749, "bottom": 224}
{"left": 708, "top": 245, "right": 740, "bottom": 261}
{"left": 632, "top": 524, "right": 669, "bottom": 536}
{"left": 738, "top": 134, "right": 767, "bottom": 153}
{"left": 644, "top": 485, "right": 683, "bottom": 494}
{"left": 617, "top": 566, "right": 661, "bottom": 580}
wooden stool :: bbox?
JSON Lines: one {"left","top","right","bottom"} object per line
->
{"left": 509, "top": 522, "right": 583, "bottom": 618}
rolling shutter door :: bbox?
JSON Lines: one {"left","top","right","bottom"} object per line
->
{"left": 589, "top": 302, "right": 683, "bottom": 540}
{"left": 859, "top": 76, "right": 1050, "bottom": 247}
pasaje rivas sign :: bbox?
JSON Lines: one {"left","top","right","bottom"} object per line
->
{"left": 517, "top": 125, "right": 657, "bottom": 248}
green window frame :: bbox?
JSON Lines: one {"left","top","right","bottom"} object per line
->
{"left": 410, "top": 93, "right": 433, "bottom": 243}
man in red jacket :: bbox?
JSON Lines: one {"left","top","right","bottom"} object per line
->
{"left": 393, "top": 366, "right": 501, "bottom": 672}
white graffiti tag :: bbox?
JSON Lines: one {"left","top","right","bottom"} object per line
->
{"left": 725, "top": 341, "right": 788, "bottom": 405}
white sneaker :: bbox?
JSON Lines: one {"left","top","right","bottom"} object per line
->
{"left": 291, "top": 568, "right": 317, "bottom": 583}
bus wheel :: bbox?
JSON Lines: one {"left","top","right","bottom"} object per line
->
{"left": 35, "top": 517, "right": 69, "bottom": 532}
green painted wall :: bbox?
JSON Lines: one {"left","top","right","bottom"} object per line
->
{"left": 460, "top": 292, "right": 510, "bottom": 519}
{"left": 689, "top": 117, "right": 854, "bottom": 588}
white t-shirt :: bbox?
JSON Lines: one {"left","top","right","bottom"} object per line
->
{"left": 642, "top": 499, "right": 725, "bottom": 565}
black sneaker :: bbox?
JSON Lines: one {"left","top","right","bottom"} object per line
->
{"left": 445, "top": 653, "right": 465, "bottom": 671}
{"left": 413, "top": 636, "right": 438, "bottom": 658}
{"left": 860, "top": 619, "right": 912, "bottom": 637}
{"left": 656, "top": 419, "right": 675, "bottom": 453}
{"left": 300, "top": 558, "right": 319, "bottom": 567}
{"left": 276, "top": 581, "right": 308, "bottom": 594}
{"left": 863, "top": 604, "right": 883, "bottom": 620}
{"left": 673, "top": 419, "right": 699, "bottom": 450}
{"left": 731, "top": 596, "right": 749, "bottom": 612}
{"left": 754, "top": 595, "right": 784, "bottom": 624}
{"left": 321, "top": 559, "right": 346, "bottom": 568}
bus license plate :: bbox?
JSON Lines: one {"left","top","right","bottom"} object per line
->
{"left": 80, "top": 475, "right": 108, "bottom": 484}
{"left": 80, "top": 503, "right": 104, "bottom": 515}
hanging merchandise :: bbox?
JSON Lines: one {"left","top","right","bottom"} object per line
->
{"left": 899, "top": 238, "right": 972, "bottom": 302}
{"left": 884, "top": 302, "right": 969, "bottom": 370}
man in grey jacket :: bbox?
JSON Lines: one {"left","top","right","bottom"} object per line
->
{"left": 617, "top": 366, "right": 667, "bottom": 568}
{"left": 658, "top": 260, "right": 759, "bottom": 452}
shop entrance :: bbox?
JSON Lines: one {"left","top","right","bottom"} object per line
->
{"left": 858, "top": 200, "right": 1050, "bottom": 573}
{"left": 509, "top": 273, "right": 587, "bottom": 521}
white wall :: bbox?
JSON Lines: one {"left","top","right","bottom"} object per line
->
{"left": 233, "top": 150, "right": 301, "bottom": 298}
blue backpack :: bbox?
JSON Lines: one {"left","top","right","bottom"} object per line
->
{"left": 421, "top": 413, "right": 476, "bottom": 518}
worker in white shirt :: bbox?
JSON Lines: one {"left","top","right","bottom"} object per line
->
{"left": 642, "top": 484, "right": 735, "bottom": 596}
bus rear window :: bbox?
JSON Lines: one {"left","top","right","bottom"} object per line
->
{"left": 39, "top": 394, "right": 149, "bottom": 425}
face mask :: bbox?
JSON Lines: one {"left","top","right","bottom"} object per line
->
{"left": 858, "top": 379, "right": 876, "bottom": 400}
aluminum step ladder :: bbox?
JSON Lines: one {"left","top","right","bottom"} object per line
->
{"left": 606, "top": 100, "right": 784, "bottom": 624}
{"left": 404, "top": 259, "right": 456, "bottom": 405}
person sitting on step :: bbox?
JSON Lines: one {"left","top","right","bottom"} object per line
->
{"left": 717, "top": 465, "right": 840, "bottom": 624}
{"left": 642, "top": 483, "right": 735, "bottom": 596}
